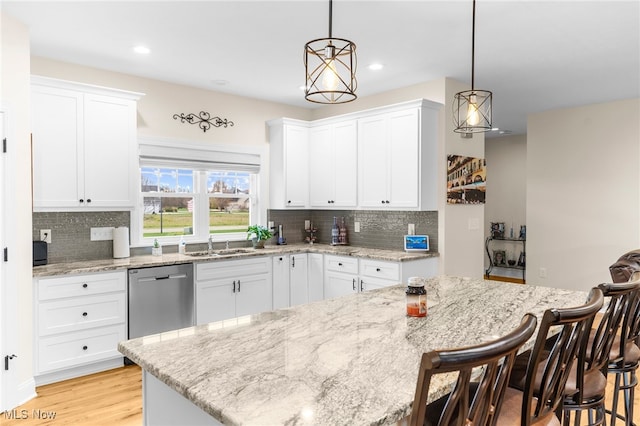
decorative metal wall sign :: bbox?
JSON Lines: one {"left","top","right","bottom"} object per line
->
{"left": 173, "top": 111, "right": 234, "bottom": 133}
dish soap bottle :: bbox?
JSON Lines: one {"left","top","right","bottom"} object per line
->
{"left": 178, "top": 236, "right": 186, "bottom": 254}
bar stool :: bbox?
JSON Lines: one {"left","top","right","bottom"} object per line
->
{"left": 607, "top": 275, "right": 640, "bottom": 426}
{"left": 497, "top": 288, "right": 604, "bottom": 426}
{"left": 562, "top": 279, "right": 640, "bottom": 425}
{"left": 409, "top": 314, "right": 538, "bottom": 426}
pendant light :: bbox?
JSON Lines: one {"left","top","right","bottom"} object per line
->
{"left": 454, "top": 0, "right": 492, "bottom": 134}
{"left": 304, "top": 0, "right": 357, "bottom": 104}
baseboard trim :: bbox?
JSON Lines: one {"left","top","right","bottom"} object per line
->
{"left": 13, "top": 377, "right": 37, "bottom": 409}
{"left": 34, "top": 358, "right": 124, "bottom": 386}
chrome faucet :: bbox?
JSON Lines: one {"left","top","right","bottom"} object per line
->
{"left": 208, "top": 235, "right": 214, "bottom": 255}
{"left": 225, "top": 240, "right": 230, "bottom": 250}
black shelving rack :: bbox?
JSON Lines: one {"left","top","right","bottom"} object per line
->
{"left": 484, "top": 236, "right": 526, "bottom": 282}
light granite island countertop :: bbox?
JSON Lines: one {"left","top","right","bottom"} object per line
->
{"left": 118, "top": 276, "right": 589, "bottom": 426}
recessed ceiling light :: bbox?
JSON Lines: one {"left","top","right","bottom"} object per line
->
{"left": 133, "top": 45, "right": 150, "bottom": 55}
{"left": 368, "top": 63, "right": 384, "bottom": 71}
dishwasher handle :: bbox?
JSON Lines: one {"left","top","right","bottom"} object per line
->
{"left": 137, "top": 273, "right": 188, "bottom": 283}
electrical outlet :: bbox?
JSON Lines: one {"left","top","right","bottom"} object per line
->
{"left": 40, "top": 229, "right": 52, "bottom": 244}
{"left": 354, "top": 221, "right": 360, "bottom": 233}
{"left": 539, "top": 267, "right": 547, "bottom": 278}
{"left": 408, "top": 224, "right": 415, "bottom": 235}
{"left": 90, "top": 227, "right": 114, "bottom": 241}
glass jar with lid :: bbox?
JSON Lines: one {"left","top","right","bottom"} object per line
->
{"left": 406, "top": 277, "right": 427, "bottom": 317}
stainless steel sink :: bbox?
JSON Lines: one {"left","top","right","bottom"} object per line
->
{"left": 184, "top": 248, "right": 254, "bottom": 257}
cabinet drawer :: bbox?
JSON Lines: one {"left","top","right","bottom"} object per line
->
{"left": 38, "top": 293, "right": 126, "bottom": 336}
{"left": 359, "top": 259, "right": 400, "bottom": 281}
{"left": 38, "top": 271, "right": 126, "bottom": 301}
{"left": 37, "top": 324, "right": 125, "bottom": 374}
{"left": 196, "top": 257, "right": 271, "bottom": 281}
{"left": 324, "top": 255, "right": 358, "bottom": 274}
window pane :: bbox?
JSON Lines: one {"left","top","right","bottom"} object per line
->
{"left": 209, "top": 196, "right": 249, "bottom": 234}
{"left": 141, "top": 167, "right": 194, "bottom": 193}
{"left": 207, "top": 171, "right": 250, "bottom": 195}
{"left": 143, "top": 196, "right": 194, "bottom": 237}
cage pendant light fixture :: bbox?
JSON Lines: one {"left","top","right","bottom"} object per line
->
{"left": 304, "top": 0, "right": 357, "bottom": 104}
{"left": 454, "top": 0, "right": 492, "bottom": 133}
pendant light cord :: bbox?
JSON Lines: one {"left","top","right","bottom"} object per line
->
{"left": 471, "top": 0, "right": 476, "bottom": 90}
{"left": 328, "top": 0, "right": 333, "bottom": 38}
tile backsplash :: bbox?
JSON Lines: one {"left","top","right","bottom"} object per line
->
{"left": 33, "top": 212, "right": 130, "bottom": 263}
{"left": 267, "top": 209, "right": 438, "bottom": 252}
{"left": 33, "top": 209, "right": 438, "bottom": 264}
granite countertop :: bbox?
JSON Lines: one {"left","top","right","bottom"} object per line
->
{"left": 32, "top": 243, "right": 438, "bottom": 277}
{"left": 118, "top": 276, "right": 589, "bottom": 426}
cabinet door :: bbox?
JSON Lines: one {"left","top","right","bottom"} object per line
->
{"left": 309, "top": 125, "right": 334, "bottom": 207}
{"left": 235, "top": 274, "right": 272, "bottom": 317}
{"left": 308, "top": 253, "right": 324, "bottom": 302}
{"left": 387, "top": 109, "right": 419, "bottom": 208}
{"left": 272, "top": 255, "right": 290, "bottom": 309}
{"left": 332, "top": 121, "right": 358, "bottom": 207}
{"left": 289, "top": 254, "right": 308, "bottom": 307}
{"left": 284, "top": 125, "right": 309, "bottom": 207}
{"left": 324, "top": 271, "right": 357, "bottom": 300}
{"left": 83, "top": 94, "right": 136, "bottom": 208}
{"left": 196, "top": 280, "right": 235, "bottom": 324}
{"left": 31, "top": 85, "right": 83, "bottom": 208}
{"left": 358, "top": 114, "right": 389, "bottom": 207}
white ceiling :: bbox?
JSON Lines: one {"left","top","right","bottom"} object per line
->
{"left": 3, "top": 0, "right": 639, "bottom": 137}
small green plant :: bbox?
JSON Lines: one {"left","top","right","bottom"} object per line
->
{"left": 246, "top": 225, "right": 273, "bottom": 241}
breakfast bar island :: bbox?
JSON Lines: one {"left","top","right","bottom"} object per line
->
{"left": 118, "top": 276, "right": 589, "bottom": 426}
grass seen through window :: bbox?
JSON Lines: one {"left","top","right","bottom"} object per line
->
{"left": 143, "top": 209, "right": 249, "bottom": 237}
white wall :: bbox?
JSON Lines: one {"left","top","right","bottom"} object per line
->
{"left": 0, "top": 11, "right": 36, "bottom": 408}
{"left": 441, "top": 79, "right": 486, "bottom": 279}
{"left": 527, "top": 98, "right": 640, "bottom": 291}
{"left": 485, "top": 135, "right": 527, "bottom": 276}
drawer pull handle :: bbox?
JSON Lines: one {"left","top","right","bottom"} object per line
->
{"left": 82, "top": 312, "right": 88, "bottom": 317}
{"left": 338, "top": 263, "right": 343, "bottom": 266}
{"left": 376, "top": 268, "right": 381, "bottom": 272}
{"left": 82, "top": 346, "right": 88, "bottom": 351}
{"left": 82, "top": 283, "right": 88, "bottom": 288}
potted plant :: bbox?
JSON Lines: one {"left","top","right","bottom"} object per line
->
{"left": 247, "top": 225, "right": 273, "bottom": 249}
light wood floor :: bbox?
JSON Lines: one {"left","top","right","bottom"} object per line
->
{"left": 1, "top": 364, "right": 638, "bottom": 425}
{"left": 0, "top": 365, "right": 142, "bottom": 426}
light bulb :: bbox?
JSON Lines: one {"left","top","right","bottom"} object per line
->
{"left": 466, "top": 94, "right": 480, "bottom": 126}
{"left": 322, "top": 58, "right": 339, "bottom": 91}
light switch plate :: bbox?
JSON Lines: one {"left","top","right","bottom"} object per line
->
{"left": 408, "top": 224, "right": 415, "bottom": 235}
{"left": 90, "top": 227, "right": 114, "bottom": 241}
{"left": 40, "top": 229, "right": 52, "bottom": 244}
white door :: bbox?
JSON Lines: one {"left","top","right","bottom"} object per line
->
{"left": 324, "top": 271, "right": 357, "bottom": 300}
{"left": 387, "top": 109, "right": 419, "bottom": 208}
{"left": 332, "top": 121, "right": 358, "bottom": 207}
{"left": 358, "top": 114, "right": 388, "bottom": 207}
{"left": 272, "top": 255, "right": 290, "bottom": 309}
{"left": 0, "top": 109, "right": 19, "bottom": 411}
{"left": 283, "top": 126, "right": 308, "bottom": 207}
{"left": 308, "top": 253, "right": 324, "bottom": 302}
{"left": 31, "top": 86, "right": 83, "bottom": 208}
{"left": 289, "top": 254, "right": 308, "bottom": 307}
{"left": 235, "top": 274, "right": 272, "bottom": 317}
{"left": 196, "top": 280, "right": 235, "bottom": 324}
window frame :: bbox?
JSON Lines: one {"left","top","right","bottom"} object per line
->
{"left": 131, "top": 137, "right": 267, "bottom": 248}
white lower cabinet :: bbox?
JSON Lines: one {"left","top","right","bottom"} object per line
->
{"left": 34, "top": 270, "right": 127, "bottom": 385}
{"left": 272, "top": 254, "right": 310, "bottom": 309}
{"left": 196, "top": 257, "right": 272, "bottom": 324}
{"left": 324, "top": 254, "right": 438, "bottom": 299}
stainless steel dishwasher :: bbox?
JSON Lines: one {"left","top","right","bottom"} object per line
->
{"left": 128, "top": 264, "right": 194, "bottom": 339}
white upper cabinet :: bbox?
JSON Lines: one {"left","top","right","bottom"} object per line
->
{"left": 309, "top": 120, "right": 357, "bottom": 208}
{"left": 268, "top": 119, "right": 309, "bottom": 209}
{"left": 269, "top": 99, "right": 440, "bottom": 211}
{"left": 31, "top": 76, "right": 143, "bottom": 211}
